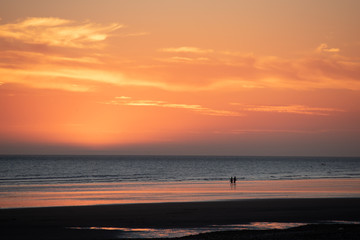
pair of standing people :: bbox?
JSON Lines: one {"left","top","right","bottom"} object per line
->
{"left": 230, "top": 176, "right": 237, "bottom": 184}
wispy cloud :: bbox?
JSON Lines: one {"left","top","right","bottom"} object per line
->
{"left": 316, "top": 43, "right": 340, "bottom": 53}
{"left": 1, "top": 17, "right": 359, "bottom": 94}
{"left": 104, "top": 97, "right": 241, "bottom": 116}
{"left": 226, "top": 129, "right": 340, "bottom": 135}
{"left": 232, "top": 104, "right": 345, "bottom": 116}
{"left": 0, "top": 66, "right": 175, "bottom": 92}
{"left": 1, "top": 46, "right": 360, "bottom": 92}
{"left": 157, "top": 56, "right": 210, "bottom": 63}
{"left": 0, "top": 17, "right": 122, "bottom": 48}
{"left": 160, "top": 46, "right": 214, "bottom": 54}
{"left": 1, "top": 50, "right": 102, "bottom": 65}
{"left": 152, "top": 47, "right": 360, "bottom": 91}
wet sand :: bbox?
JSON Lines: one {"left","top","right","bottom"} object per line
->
{"left": 2, "top": 179, "right": 360, "bottom": 208}
{"left": 179, "top": 224, "right": 360, "bottom": 240}
{"left": 1, "top": 198, "right": 359, "bottom": 239}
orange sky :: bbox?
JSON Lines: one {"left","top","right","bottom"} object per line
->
{"left": 0, "top": 0, "right": 360, "bottom": 156}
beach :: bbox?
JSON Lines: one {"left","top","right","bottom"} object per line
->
{"left": 1, "top": 156, "right": 360, "bottom": 239}
{"left": 1, "top": 198, "right": 360, "bottom": 239}
{"left": 179, "top": 224, "right": 360, "bottom": 240}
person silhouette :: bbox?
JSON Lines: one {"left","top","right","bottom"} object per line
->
{"left": 230, "top": 177, "right": 233, "bottom": 184}
{"left": 234, "top": 176, "right": 237, "bottom": 183}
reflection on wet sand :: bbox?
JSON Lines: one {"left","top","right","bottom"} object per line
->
{"left": 80, "top": 221, "right": 350, "bottom": 239}
{"left": 1, "top": 178, "right": 360, "bottom": 208}
{"left": 70, "top": 222, "right": 308, "bottom": 238}
{"left": 70, "top": 221, "right": 360, "bottom": 239}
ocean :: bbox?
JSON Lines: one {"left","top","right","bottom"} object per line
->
{"left": 2, "top": 155, "right": 360, "bottom": 184}
{"left": 1, "top": 155, "right": 360, "bottom": 208}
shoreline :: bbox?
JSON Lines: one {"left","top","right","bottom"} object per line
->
{"left": 1, "top": 198, "right": 359, "bottom": 239}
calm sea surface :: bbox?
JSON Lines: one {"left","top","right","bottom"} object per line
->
{"left": 1, "top": 155, "right": 360, "bottom": 185}
{"left": 1, "top": 155, "right": 360, "bottom": 208}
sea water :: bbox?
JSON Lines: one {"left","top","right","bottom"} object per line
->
{"left": 1, "top": 155, "right": 360, "bottom": 208}
{"left": 1, "top": 155, "right": 360, "bottom": 185}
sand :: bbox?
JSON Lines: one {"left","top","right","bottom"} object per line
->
{"left": 3, "top": 178, "right": 360, "bottom": 208}
{"left": 179, "top": 224, "right": 360, "bottom": 240}
{"left": 1, "top": 198, "right": 360, "bottom": 239}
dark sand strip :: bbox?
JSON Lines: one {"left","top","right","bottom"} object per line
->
{"left": 178, "top": 224, "right": 360, "bottom": 240}
{"left": 1, "top": 198, "right": 360, "bottom": 239}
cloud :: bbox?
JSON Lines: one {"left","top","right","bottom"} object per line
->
{"left": 222, "top": 128, "right": 348, "bottom": 135}
{"left": 151, "top": 46, "right": 360, "bottom": 91}
{"left": 115, "top": 96, "right": 132, "bottom": 100}
{"left": 104, "top": 97, "right": 241, "bottom": 116}
{"left": 207, "top": 55, "right": 360, "bottom": 91}
{"left": 1, "top": 17, "right": 359, "bottom": 94}
{"left": 160, "top": 46, "right": 214, "bottom": 54}
{"left": 157, "top": 56, "right": 210, "bottom": 63}
{"left": 232, "top": 104, "right": 345, "bottom": 116}
{"left": 0, "top": 17, "right": 122, "bottom": 48}
{"left": 1, "top": 50, "right": 102, "bottom": 65}
{"left": 0, "top": 65, "right": 177, "bottom": 92}
{"left": 229, "top": 129, "right": 320, "bottom": 134}
{"left": 316, "top": 43, "right": 340, "bottom": 53}
{"left": 2, "top": 46, "right": 360, "bottom": 92}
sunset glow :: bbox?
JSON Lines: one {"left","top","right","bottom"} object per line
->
{"left": 1, "top": 0, "right": 359, "bottom": 155}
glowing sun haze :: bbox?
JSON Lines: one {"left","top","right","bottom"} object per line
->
{"left": 1, "top": 0, "right": 359, "bottom": 156}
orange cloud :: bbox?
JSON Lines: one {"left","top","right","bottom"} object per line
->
{"left": 157, "top": 56, "right": 210, "bottom": 63}
{"left": 316, "top": 43, "right": 340, "bottom": 53}
{"left": 1, "top": 18, "right": 359, "bottom": 94}
{"left": 151, "top": 50, "right": 360, "bottom": 91}
{"left": 229, "top": 129, "right": 324, "bottom": 134}
{"left": 1, "top": 44, "right": 360, "bottom": 93}
{"left": 0, "top": 17, "right": 122, "bottom": 48}
{"left": 0, "top": 65, "right": 176, "bottom": 92}
{"left": 104, "top": 97, "right": 241, "bottom": 116}
{"left": 232, "top": 104, "right": 345, "bottom": 116}
{"left": 160, "top": 46, "right": 214, "bottom": 54}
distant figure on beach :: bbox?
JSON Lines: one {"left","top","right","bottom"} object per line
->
{"left": 230, "top": 177, "right": 233, "bottom": 183}
{"left": 234, "top": 176, "right": 237, "bottom": 183}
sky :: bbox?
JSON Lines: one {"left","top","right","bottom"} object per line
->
{"left": 0, "top": 0, "right": 359, "bottom": 156}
